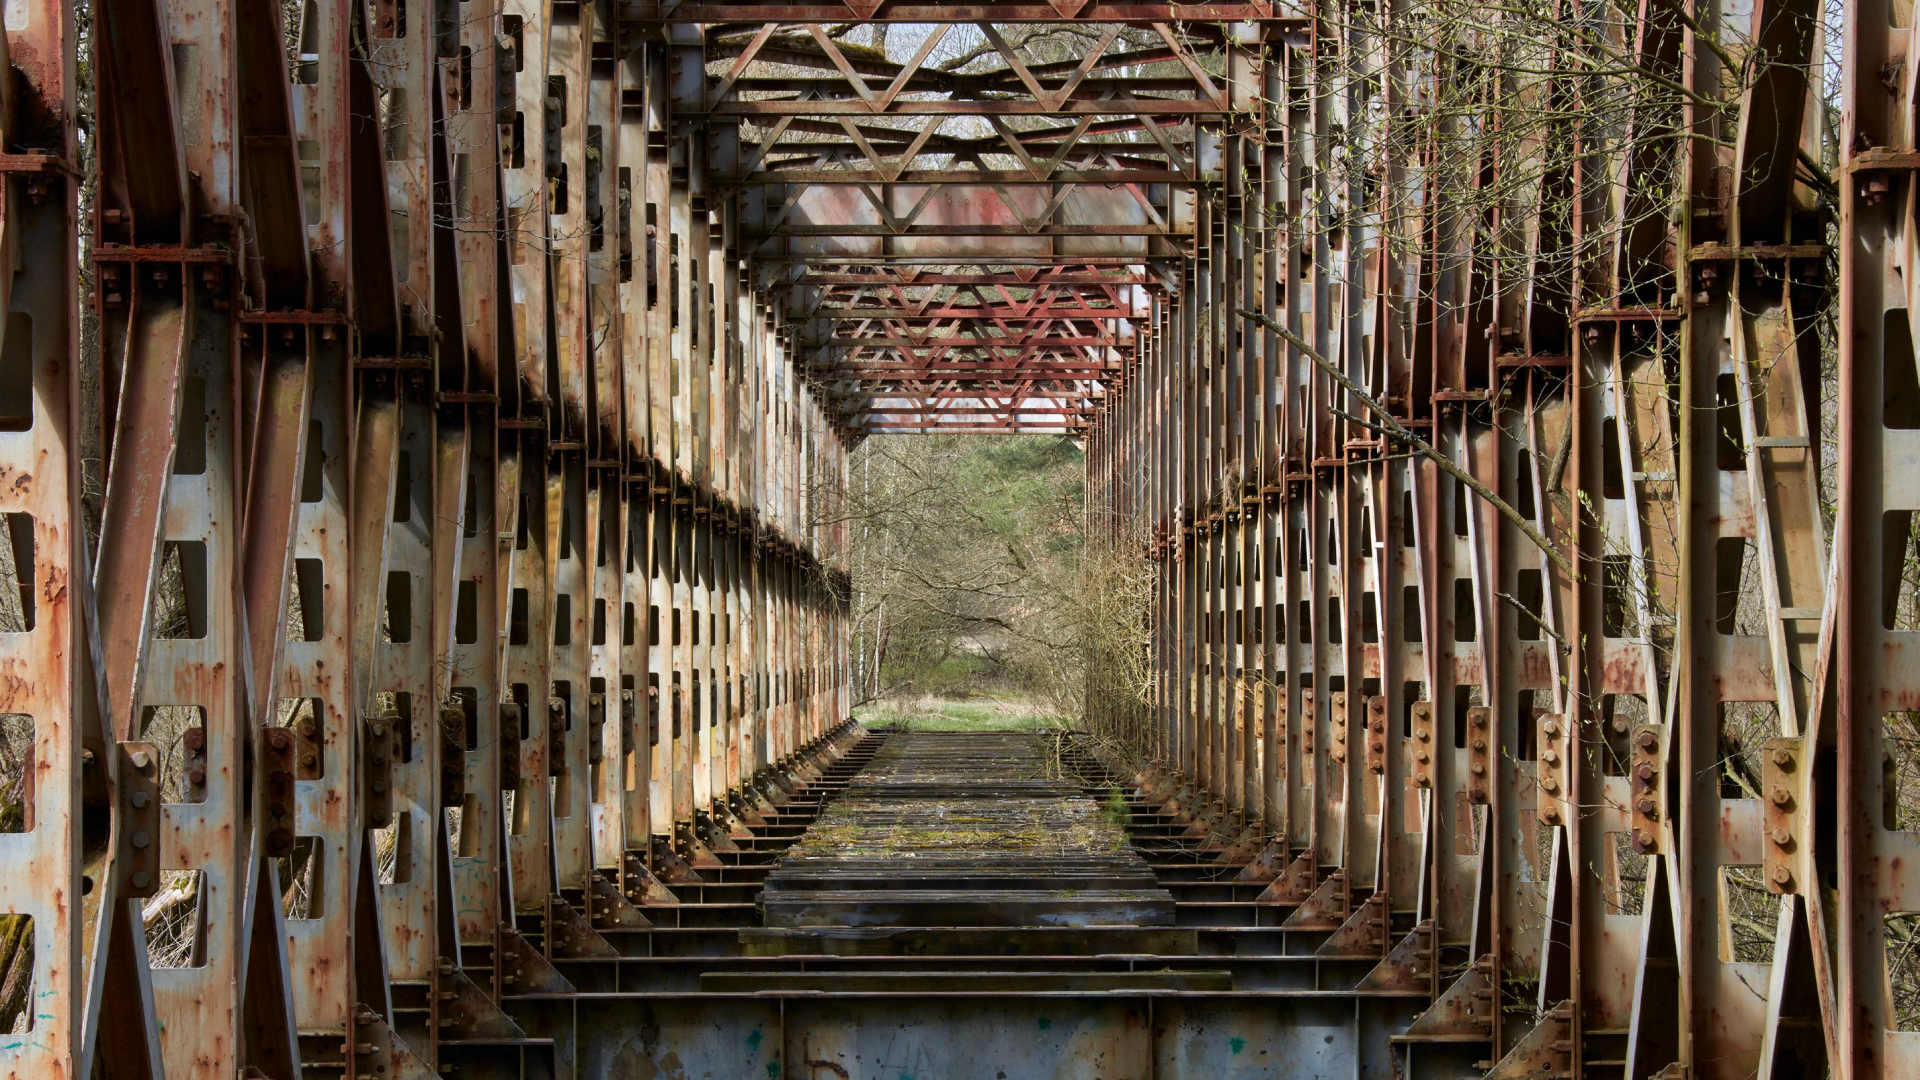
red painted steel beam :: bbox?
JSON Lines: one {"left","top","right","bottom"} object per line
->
{"left": 632, "top": 2, "right": 1286, "bottom": 19}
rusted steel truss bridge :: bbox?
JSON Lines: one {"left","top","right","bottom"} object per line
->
{"left": 0, "top": 0, "right": 1901, "bottom": 1075}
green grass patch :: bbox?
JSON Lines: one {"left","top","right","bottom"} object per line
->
{"left": 856, "top": 692, "right": 1075, "bottom": 732}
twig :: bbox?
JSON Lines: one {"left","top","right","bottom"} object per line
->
{"left": 1239, "top": 307, "right": 1579, "bottom": 581}
{"left": 1797, "top": 147, "right": 1838, "bottom": 196}
{"left": 1498, "top": 590, "right": 1571, "bottom": 651}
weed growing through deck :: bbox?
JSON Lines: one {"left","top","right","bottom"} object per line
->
{"left": 1101, "top": 786, "right": 1133, "bottom": 849}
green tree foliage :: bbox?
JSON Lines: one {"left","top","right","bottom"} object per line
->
{"left": 843, "top": 435, "right": 1085, "bottom": 712}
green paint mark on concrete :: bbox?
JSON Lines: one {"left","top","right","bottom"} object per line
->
{"left": 747, "top": 1029, "right": 764, "bottom": 1051}
{"left": 1229, "top": 1037, "right": 1246, "bottom": 1054}
{"left": 766, "top": 1061, "right": 781, "bottom": 1079}
{"left": 1037, "top": 1017, "right": 1052, "bottom": 1031}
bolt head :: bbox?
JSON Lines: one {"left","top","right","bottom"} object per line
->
{"left": 131, "top": 830, "right": 150, "bottom": 850}
{"left": 1771, "top": 864, "right": 1793, "bottom": 885}
{"left": 1637, "top": 730, "right": 1658, "bottom": 750}
{"left": 1771, "top": 827, "right": 1792, "bottom": 846}
{"left": 131, "top": 871, "right": 151, "bottom": 890}
{"left": 130, "top": 750, "right": 151, "bottom": 769}
{"left": 1772, "top": 748, "right": 1793, "bottom": 767}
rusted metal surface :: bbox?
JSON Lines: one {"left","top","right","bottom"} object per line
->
{"left": 1078, "top": 0, "right": 1868, "bottom": 1078}
{"left": 22, "top": 0, "right": 1895, "bottom": 1076}
{"left": 74, "top": 1, "right": 852, "bottom": 1076}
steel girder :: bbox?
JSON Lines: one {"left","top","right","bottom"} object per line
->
{"left": 1839, "top": 0, "right": 1920, "bottom": 1067}
{"left": 11, "top": 0, "right": 1901, "bottom": 1077}
{"left": 77, "top": 1, "right": 855, "bottom": 1077}
{"left": 1078, "top": 0, "right": 1866, "bottom": 1078}
{"left": 677, "top": 22, "right": 1263, "bottom": 430}
{"left": 632, "top": 0, "right": 1292, "bottom": 19}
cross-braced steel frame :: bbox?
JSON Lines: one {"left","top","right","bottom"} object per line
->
{"left": 0, "top": 0, "right": 1897, "bottom": 1075}
{"left": 1081, "top": 0, "right": 1892, "bottom": 1076}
